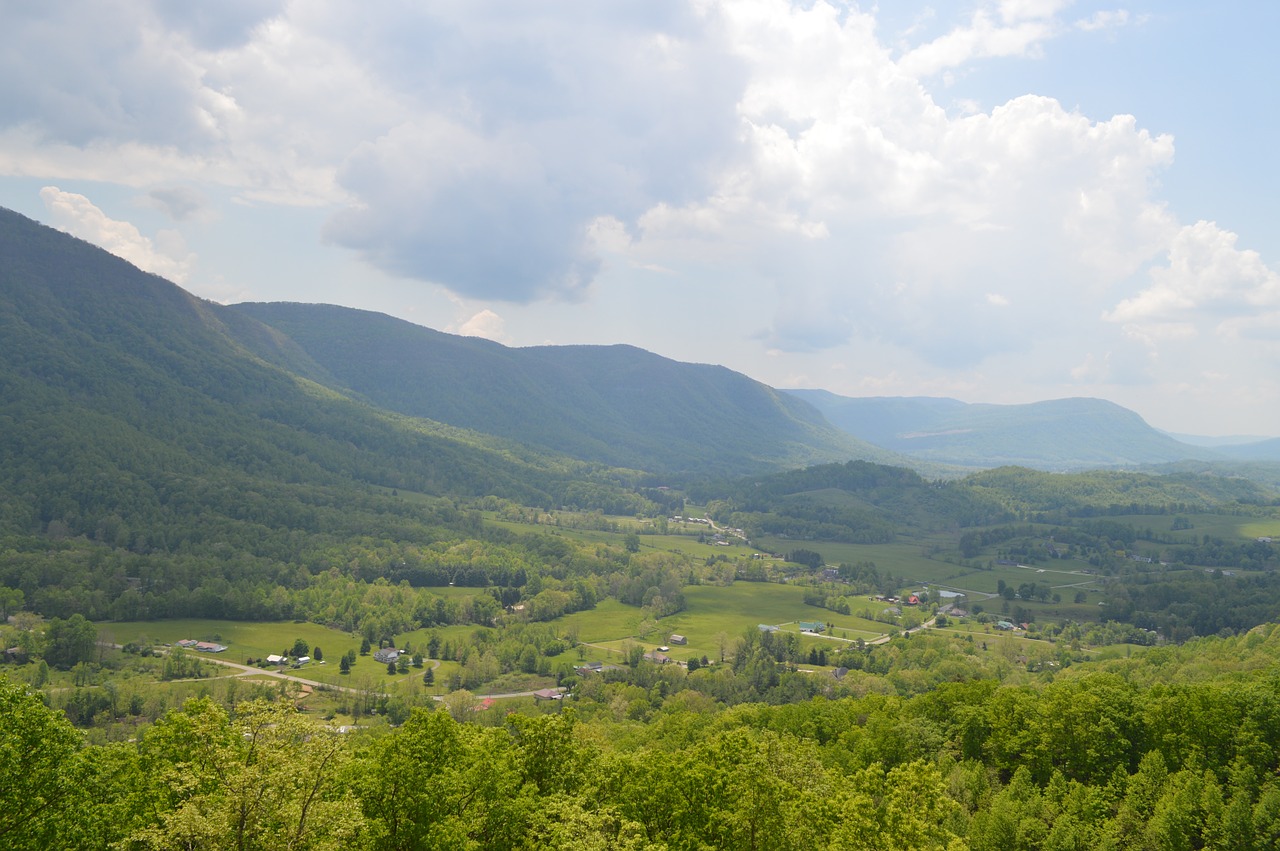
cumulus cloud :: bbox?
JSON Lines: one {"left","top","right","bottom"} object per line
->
{"left": 622, "top": 4, "right": 1176, "bottom": 367}
{"left": 1106, "top": 221, "right": 1280, "bottom": 324}
{"left": 40, "top": 186, "right": 194, "bottom": 283}
{"left": 453, "top": 309, "right": 508, "bottom": 342}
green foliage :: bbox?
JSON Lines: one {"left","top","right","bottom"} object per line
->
{"left": 0, "top": 677, "right": 83, "bottom": 849}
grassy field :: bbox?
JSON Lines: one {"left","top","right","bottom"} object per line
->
{"left": 1107, "top": 513, "right": 1280, "bottom": 542}
{"left": 101, "top": 619, "right": 415, "bottom": 688}
{"left": 552, "top": 585, "right": 893, "bottom": 664}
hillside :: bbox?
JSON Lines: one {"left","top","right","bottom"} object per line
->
{"left": 0, "top": 206, "right": 659, "bottom": 550}
{"left": 787, "top": 390, "right": 1218, "bottom": 470}
{"left": 232, "top": 302, "right": 895, "bottom": 476}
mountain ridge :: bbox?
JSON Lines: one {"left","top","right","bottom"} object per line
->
{"left": 786, "top": 389, "right": 1227, "bottom": 470}
{"left": 230, "top": 301, "right": 899, "bottom": 477}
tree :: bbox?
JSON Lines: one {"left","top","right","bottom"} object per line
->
{"left": 132, "top": 698, "right": 363, "bottom": 849}
{"left": 623, "top": 532, "right": 641, "bottom": 553}
{"left": 340, "top": 656, "right": 352, "bottom": 675}
{"left": 388, "top": 661, "right": 397, "bottom": 676}
{"left": 292, "top": 638, "right": 310, "bottom": 658}
{"left": 312, "top": 646, "right": 323, "bottom": 662}
{"left": 43, "top": 614, "right": 97, "bottom": 670}
{"left": 360, "top": 637, "right": 371, "bottom": 656}
{"left": 0, "top": 676, "right": 84, "bottom": 849}
{"left": 350, "top": 707, "right": 529, "bottom": 848}
{"left": 423, "top": 667, "right": 434, "bottom": 686}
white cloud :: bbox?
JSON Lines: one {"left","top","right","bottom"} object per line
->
{"left": 453, "top": 309, "right": 508, "bottom": 342}
{"left": 1076, "top": 10, "right": 1131, "bottom": 33}
{"left": 898, "top": 2, "right": 1063, "bottom": 78}
{"left": 1105, "top": 221, "right": 1280, "bottom": 325}
{"left": 40, "top": 186, "right": 194, "bottom": 283}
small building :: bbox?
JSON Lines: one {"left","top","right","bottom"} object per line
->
{"left": 798, "top": 621, "right": 826, "bottom": 633}
{"left": 533, "top": 688, "right": 563, "bottom": 701}
{"left": 643, "top": 651, "right": 670, "bottom": 664}
{"left": 266, "top": 654, "right": 287, "bottom": 665}
{"left": 373, "top": 647, "right": 401, "bottom": 664}
{"left": 194, "top": 641, "right": 227, "bottom": 653}
{"left": 176, "top": 639, "right": 199, "bottom": 648}
{"left": 758, "top": 624, "right": 780, "bottom": 633}
{"left": 575, "top": 661, "right": 604, "bottom": 674}
{"left": 669, "top": 634, "right": 687, "bottom": 645}
{"left": 995, "top": 621, "right": 1015, "bottom": 631}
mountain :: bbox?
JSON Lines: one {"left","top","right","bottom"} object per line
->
{"left": 785, "top": 390, "right": 1219, "bottom": 470}
{"left": 231, "top": 302, "right": 896, "bottom": 476}
{"left": 0, "top": 206, "right": 643, "bottom": 544}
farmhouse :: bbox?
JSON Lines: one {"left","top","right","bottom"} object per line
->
{"left": 266, "top": 654, "right": 287, "bottom": 665}
{"left": 758, "top": 624, "right": 780, "bottom": 633}
{"left": 798, "top": 621, "right": 825, "bottom": 633}
{"left": 533, "top": 688, "right": 563, "bottom": 701}
{"left": 643, "top": 651, "right": 670, "bottom": 664}
{"left": 194, "top": 641, "right": 226, "bottom": 653}
{"left": 373, "top": 647, "right": 401, "bottom": 664}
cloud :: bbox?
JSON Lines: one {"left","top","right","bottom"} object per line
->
{"left": 897, "top": 0, "right": 1068, "bottom": 78}
{"left": 317, "top": 2, "right": 746, "bottom": 301}
{"left": 622, "top": 4, "right": 1176, "bottom": 368}
{"left": 453, "top": 309, "right": 508, "bottom": 342}
{"left": 143, "top": 186, "right": 209, "bottom": 221}
{"left": 148, "top": 0, "right": 285, "bottom": 50}
{"left": 1105, "top": 221, "right": 1280, "bottom": 325}
{"left": 40, "top": 186, "right": 194, "bottom": 282}
{"left": 1076, "top": 10, "right": 1131, "bottom": 33}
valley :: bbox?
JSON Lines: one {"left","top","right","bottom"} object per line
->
{"left": 4, "top": 206, "right": 1280, "bottom": 849}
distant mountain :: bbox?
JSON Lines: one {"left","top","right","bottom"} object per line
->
{"left": 232, "top": 302, "right": 898, "bottom": 477}
{"left": 1213, "top": 439, "right": 1280, "bottom": 462}
{"left": 785, "top": 390, "right": 1220, "bottom": 470}
{"left": 1164, "top": 432, "right": 1276, "bottom": 448}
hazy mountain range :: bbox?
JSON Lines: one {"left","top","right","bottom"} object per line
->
{"left": 784, "top": 390, "right": 1280, "bottom": 470}
{"left": 2, "top": 204, "right": 1276, "bottom": 491}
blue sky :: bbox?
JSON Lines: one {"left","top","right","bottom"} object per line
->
{"left": 2, "top": 1, "right": 1277, "bottom": 436}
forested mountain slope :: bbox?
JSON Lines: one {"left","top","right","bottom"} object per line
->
{"left": 0, "top": 208, "right": 661, "bottom": 574}
{"left": 233, "top": 301, "right": 895, "bottom": 477}
{"left": 788, "top": 389, "right": 1218, "bottom": 470}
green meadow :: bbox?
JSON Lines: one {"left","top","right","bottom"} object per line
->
{"left": 101, "top": 620, "right": 409, "bottom": 688}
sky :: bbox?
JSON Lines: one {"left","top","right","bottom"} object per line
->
{"left": 2, "top": 0, "right": 1278, "bottom": 437}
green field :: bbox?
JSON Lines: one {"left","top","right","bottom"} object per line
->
{"left": 553, "top": 585, "right": 892, "bottom": 664}
{"left": 101, "top": 619, "right": 422, "bottom": 688}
